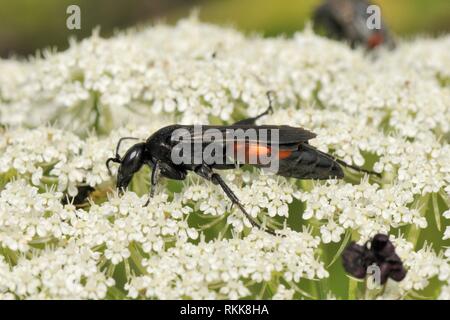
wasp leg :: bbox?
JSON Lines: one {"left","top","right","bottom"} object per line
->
{"left": 144, "top": 161, "right": 160, "bottom": 206}
{"left": 334, "top": 158, "right": 382, "bottom": 178}
{"left": 144, "top": 161, "right": 187, "bottom": 206}
{"left": 232, "top": 91, "right": 274, "bottom": 125}
{"left": 194, "top": 164, "right": 276, "bottom": 235}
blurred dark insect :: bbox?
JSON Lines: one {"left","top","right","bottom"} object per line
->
{"left": 342, "top": 234, "right": 407, "bottom": 284}
{"left": 62, "top": 185, "right": 94, "bottom": 207}
{"left": 313, "top": 0, "right": 395, "bottom": 49}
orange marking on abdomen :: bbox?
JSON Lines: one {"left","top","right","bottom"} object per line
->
{"left": 233, "top": 142, "right": 292, "bottom": 163}
{"left": 278, "top": 149, "right": 292, "bottom": 159}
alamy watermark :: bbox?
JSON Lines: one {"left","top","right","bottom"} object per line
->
{"left": 170, "top": 126, "right": 281, "bottom": 173}
{"left": 366, "top": 5, "right": 381, "bottom": 30}
{"left": 366, "top": 263, "right": 382, "bottom": 289}
{"left": 66, "top": 5, "right": 81, "bottom": 30}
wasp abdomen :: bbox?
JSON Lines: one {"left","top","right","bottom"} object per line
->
{"left": 277, "top": 143, "right": 344, "bottom": 180}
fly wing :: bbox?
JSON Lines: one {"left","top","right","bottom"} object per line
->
{"left": 170, "top": 125, "right": 316, "bottom": 146}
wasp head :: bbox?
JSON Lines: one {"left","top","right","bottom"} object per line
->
{"left": 114, "top": 142, "right": 146, "bottom": 191}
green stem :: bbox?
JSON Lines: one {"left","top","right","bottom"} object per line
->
{"left": 348, "top": 278, "right": 358, "bottom": 300}
{"left": 41, "top": 176, "right": 59, "bottom": 184}
{"left": 288, "top": 281, "right": 316, "bottom": 299}
{"left": 218, "top": 222, "right": 230, "bottom": 240}
{"left": 439, "top": 189, "right": 450, "bottom": 208}
{"left": 106, "top": 263, "right": 116, "bottom": 278}
{"left": 317, "top": 246, "right": 329, "bottom": 299}
{"left": 3, "top": 248, "right": 19, "bottom": 265}
{"left": 124, "top": 259, "right": 131, "bottom": 280}
{"left": 309, "top": 279, "right": 319, "bottom": 300}
{"left": 129, "top": 243, "right": 147, "bottom": 275}
{"left": 92, "top": 92, "right": 101, "bottom": 133}
{"left": 432, "top": 192, "right": 441, "bottom": 231}
{"left": 364, "top": 278, "right": 369, "bottom": 300}
{"left": 300, "top": 180, "right": 314, "bottom": 192}
{"left": 208, "top": 281, "right": 225, "bottom": 290}
{"left": 327, "top": 230, "right": 351, "bottom": 267}
{"left": 199, "top": 215, "right": 226, "bottom": 230}
{"left": 407, "top": 193, "right": 430, "bottom": 249}
{"left": 348, "top": 230, "right": 360, "bottom": 300}
{"left": 257, "top": 282, "right": 267, "bottom": 300}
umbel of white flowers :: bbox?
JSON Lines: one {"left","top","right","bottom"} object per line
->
{"left": 0, "top": 17, "right": 449, "bottom": 300}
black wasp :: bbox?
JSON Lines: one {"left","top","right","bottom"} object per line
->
{"left": 106, "top": 93, "right": 378, "bottom": 234}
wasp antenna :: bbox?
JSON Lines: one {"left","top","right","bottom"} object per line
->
{"left": 115, "top": 137, "right": 139, "bottom": 158}
{"left": 335, "top": 158, "right": 382, "bottom": 178}
{"left": 106, "top": 157, "right": 121, "bottom": 176}
{"left": 265, "top": 90, "right": 275, "bottom": 114}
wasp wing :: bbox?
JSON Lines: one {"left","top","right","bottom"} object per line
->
{"left": 170, "top": 125, "right": 316, "bottom": 145}
{"left": 273, "top": 143, "right": 344, "bottom": 180}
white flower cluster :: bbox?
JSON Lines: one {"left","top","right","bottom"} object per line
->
{"left": 376, "top": 236, "right": 450, "bottom": 300}
{"left": 0, "top": 180, "right": 66, "bottom": 252}
{"left": 2, "top": 18, "right": 446, "bottom": 133}
{"left": 125, "top": 229, "right": 326, "bottom": 299}
{"left": 299, "top": 179, "right": 427, "bottom": 242}
{"left": 0, "top": 240, "right": 114, "bottom": 300}
{"left": 0, "top": 178, "right": 318, "bottom": 299}
{"left": 0, "top": 125, "right": 162, "bottom": 195}
{"left": 0, "top": 18, "right": 449, "bottom": 299}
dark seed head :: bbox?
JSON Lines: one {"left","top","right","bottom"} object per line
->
{"left": 342, "top": 242, "right": 369, "bottom": 279}
{"left": 342, "top": 234, "right": 407, "bottom": 284}
{"left": 62, "top": 185, "right": 94, "bottom": 206}
{"left": 371, "top": 233, "right": 395, "bottom": 258}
